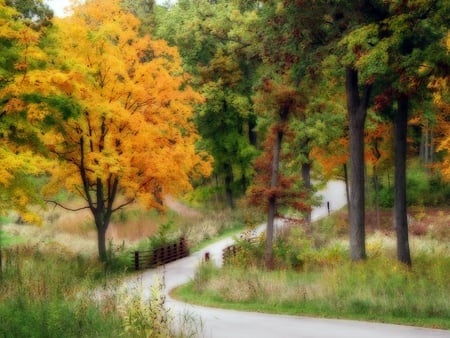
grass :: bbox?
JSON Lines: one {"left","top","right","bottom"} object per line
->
{"left": 0, "top": 230, "right": 26, "bottom": 247}
{"left": 173, "top": 252, "right": 450, "bottom": 329}
{"left": 172, "top": 209, "right": 450, "bottom": 331}
{"left": 0, "top": 243, "right": 200, "bottom": 338}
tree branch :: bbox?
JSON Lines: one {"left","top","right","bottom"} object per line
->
{"left": 45, "top": 199, "right": 90, "bottom": 212}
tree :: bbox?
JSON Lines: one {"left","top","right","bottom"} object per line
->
{"left": 6, "top": 0, "right": 53, "bottom": 28}
{"left": 33, "top": 0, "right": 211, "bottom": 261}
{"left": 390, "top": 1, "right": 448, "bottom": 265}
{"left": 363, "top": 0, "right": 449, "bottom": 265}
{"left": 154, "top": 0, "right": 259, "bottom": 208}
{"left": 248, "top": 78, "right": 308, "bottom": 269}
{"left": 0, "top": 0, "right": 50, "bottom": 223}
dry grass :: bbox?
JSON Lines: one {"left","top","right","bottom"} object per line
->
{"left": 2, "top": 196, "right": 221, "bottom": 256}
{"left": 204, "top": 267, "right": 323, "bottom": 303}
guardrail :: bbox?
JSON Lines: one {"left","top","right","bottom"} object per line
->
{"left": 131, "top": 237, "right": 189, "bottom": 271}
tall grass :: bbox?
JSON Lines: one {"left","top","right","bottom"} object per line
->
{"left": 0, "top": 244, "right": 201, "bottom": 337}
{"left": 0, "top": 244, "right": 122, "bottom": 337}
{"left": 176, "top": 240, "right": 450, "bottom": 329}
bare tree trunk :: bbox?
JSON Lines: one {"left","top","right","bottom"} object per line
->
{"left": 96, "top": 221, "right": 108, "bottom": 262}
{"left": 265, "top": 106, "right": 289, "bottom": 270}
{"left": 346, "top": 67, "right": 371, "bottom": 261}
{"left": 224, "top": 163, "right": 235, "bottom": 209}
{"left": 301, "top": 160, "right": 312, "bottom": 227}
{"left": 373, "top": 165, "right": 381, "bottom": 229}
{"left": 394, "top": 94, "right": 411, "bottom": 266}
{"left": 343, "top": 163, "right": 351, "bottom": 217}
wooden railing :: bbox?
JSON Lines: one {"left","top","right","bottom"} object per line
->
{"left": 222, "top": 236, "right": 256, "bottom": 264}
{"left": 131, "top": 237, "right": 189, "bottom": 271}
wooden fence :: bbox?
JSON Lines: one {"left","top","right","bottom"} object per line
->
{"left": 222, "top": 236, "right": 257, "bottom": 264}
{"left": 131, "top": 237, "right": 189, "bottom": 271}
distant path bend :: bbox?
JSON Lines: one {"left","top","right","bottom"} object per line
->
{"left": 125, "top": 180, "right": 450, "bottom": 338}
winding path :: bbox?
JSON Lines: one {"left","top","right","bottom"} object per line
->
{"left": 124, "top": 181, "right": 449, "bottom": 338}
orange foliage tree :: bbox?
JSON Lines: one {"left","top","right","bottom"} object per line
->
{"left": 248, "top": 78, "right": 309, "bottom": 269}
{"left": 30, "top": 0, "right": 211, "bottom": 261}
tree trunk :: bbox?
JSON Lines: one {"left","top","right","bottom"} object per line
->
{"left": 96, "top": 221, "right": 108, "bottom": 262}
{"left": 301, "top": 161, "right": 312, "bottom": 226}
{"left": 248, "top": 117, "right": 257, "bottom": 147}
{"left": 224, "top": 163, "right": 235, "bottom": 209}
{"left": 373, "top": 165, "right": 381, "bottom": 229}
{"left": 265, "top": 107, "right": 288, "bottom": 270}
{"left": 346, "top": 68, "right": 370, "bottom": 261}
{"left": 394, "top": 94, "right": 412, "bottom": 266}
{"left": 343, "top": 163, "right": 351, "bottom": 217}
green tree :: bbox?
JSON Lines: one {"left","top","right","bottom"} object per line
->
{"left": 368, "top": 0, "right": 449, "bottom": 265}
{"left": 154, "top": 0, "right": 259, "bottom": 208}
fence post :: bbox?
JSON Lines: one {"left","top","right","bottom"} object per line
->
{"left": 180, "top": 237, "right": 187, "bottom": 256}
{"left": 134, "top": 251, "right": 140, "bottom": 270}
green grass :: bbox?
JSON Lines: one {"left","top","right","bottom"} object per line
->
{"left": 172, "top": 251, "right": 450, "bottom": 330}
{"left": 189, "top": 222, "right": 246, "bottom": 253}
{"left": 0, "top": 230, "right": 26, "bottom": 247}
{"left": 0, "top": 244, "right": 197, "bottom": 338}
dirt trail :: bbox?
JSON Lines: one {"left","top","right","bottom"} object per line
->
{"left": 164, "top": 195, "right": 201, "bottom": 218}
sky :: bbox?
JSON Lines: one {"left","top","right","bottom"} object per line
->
{"left": 45, "top": 0, "right": 72, "bottom": 17}
{"left": 45, "top": 0, "right": 173, "bottom": 18}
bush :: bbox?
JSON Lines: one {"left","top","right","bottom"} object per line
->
{"left": 375, "top": 165, "right": 450, "bottom": 207}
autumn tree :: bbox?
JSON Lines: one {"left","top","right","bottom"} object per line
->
{"left": 0, "top": 0, "right": 50, "bottom": 223}
{"left": 248, "top": 78, "right": 308, "bottom": 269}
{"left": 33, "top": 0, "right": 211, "bottom": 261}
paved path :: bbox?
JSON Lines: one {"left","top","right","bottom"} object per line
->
{"left": 124, "top": 181, "right": 450, "bottom": 338}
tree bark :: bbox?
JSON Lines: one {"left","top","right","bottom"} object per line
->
{"left": 265, "top": 106, "right": 289, "bottom": 270}
{"left": 394, "top": 94, "right": 412, "bottom": 266}
{"left": 96, "top": 220, "right": 108, "bottom": 262}
{"left": 301, "top": 161, "right": 312, "bottom": 226}
{"left": 345, "top": 67, "right": 370, "bottom": 261}
{"left": 343, "top": 163, "right": 351, "bottom": 218}
{"left": 224, "top": 163, "right": 235, "bottom": 209}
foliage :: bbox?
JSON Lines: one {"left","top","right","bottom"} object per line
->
{"left": 154, "top": 0, "right": 260, "bottom": 207}
{"left": 148, "top": 219, "right": 177, "bottom": 249}
{"left": 248, "top": 79, "right": 309, "bottom": 214}
{"left": 375, "top": 164, "right": 450, "bottom": 207}
{"left": 118, "top": 277, "right": 172, "bottom": 338}
{"left": 0, "top": 0, "right": 51, "bottom": 224}
{"left": 226, "top": 225, "right": 348, "bottom": 271}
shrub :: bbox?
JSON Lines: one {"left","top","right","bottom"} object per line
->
{"left": 376, "top": 165, "right": 450, "bottom": 207}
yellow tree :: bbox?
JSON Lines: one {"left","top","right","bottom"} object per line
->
{"left": 31, "top": 0, "right": 211, "bottom": 261}
{"left": 0, "top": 0, "right": 49, "bottom": 224}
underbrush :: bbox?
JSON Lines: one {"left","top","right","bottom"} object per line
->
{"left": 0, "top": 244, "right": 200, "bottom": 338}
